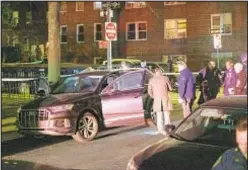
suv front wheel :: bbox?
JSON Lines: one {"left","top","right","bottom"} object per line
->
{"left": 72, "top": 112, "right": 99, "bottom": 143}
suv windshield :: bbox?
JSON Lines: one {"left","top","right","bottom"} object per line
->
{"left": 173, "top": 108, "right": 247, "bottom": 147}
{"left": 51, "top": 75, "right": 102, "bottom": 94}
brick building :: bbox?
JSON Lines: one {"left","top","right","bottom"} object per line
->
{"left": 2, "top": 2, "right": 247, "bottom": 70}
{"left": 59, "top": 1, "right": 247, "bottom": 70}
{"left": 2, "top": 2, "right": 48, "bottom": 62}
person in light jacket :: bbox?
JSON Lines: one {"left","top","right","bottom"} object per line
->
{"left": 148, "top": 66, "right": 173, "bottom": 135}
{"left": 177, "top": 61, "right": 195, "bottom": 118}
{"left": 234, "top": 63, "right": 247, "bottom": 95}
{"left": 223, "top": 59, "right": 237, "bottom": 96}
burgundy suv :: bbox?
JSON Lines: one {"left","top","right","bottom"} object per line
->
{"left": 17, "top": 69, "right": 154, "bottom": 142}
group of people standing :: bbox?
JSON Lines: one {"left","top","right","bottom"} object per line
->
{"left": 198, "top": 53, "right": 247, "bottom": 105}
{"left": 147, "top": 53, "right": 247, "bottom": 136}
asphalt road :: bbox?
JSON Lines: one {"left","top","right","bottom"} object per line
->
{"left": 2, "top": 120, "right": 182, "bottom": 170}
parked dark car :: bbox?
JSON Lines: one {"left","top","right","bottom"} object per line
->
{"left": 17, "top": 69, "right": 155, "bottom": 142}
{"left": 127, "top": 95, "right": 247, "bottom": 170}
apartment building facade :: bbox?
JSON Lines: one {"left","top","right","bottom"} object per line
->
{"left": 3, "top": 2, "right": 246, "bottom": 70}
{"left": 2, "top": 1, "right": 48, "bottom": 62}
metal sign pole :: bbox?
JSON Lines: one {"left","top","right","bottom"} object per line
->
{"left": 107, "top": 2, "right": 112, "bottom": 70}
{"left": 217, "top": 47, "right": 219, "bottom": 68}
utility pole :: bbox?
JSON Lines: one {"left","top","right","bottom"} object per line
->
{"left": 47, "top": 2, "right": 61, "bottom": 85}
{"left": 106, "top": 2, "right": 112, "bottom": 70}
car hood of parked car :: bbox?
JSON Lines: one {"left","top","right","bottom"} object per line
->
{"left": 22, "top": 92, "right": 95, "bottom": 109}
{"left": 129, "top": 137, "right": 228, "bottom": 170}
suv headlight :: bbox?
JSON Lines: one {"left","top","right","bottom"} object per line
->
{"left": 47, "top": 104, "right": 74, "bottom": 113}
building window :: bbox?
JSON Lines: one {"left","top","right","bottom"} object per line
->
{"left": 26, "top": 11, "right": 32, "bottom": 24}
{"left": 23, "top": 37, "right": 29, "bottom": 51}
{"left": 164, "top": 2, "right": 186, "bottom": 6}
{"left": 12, "top": 36, "right": 19, "bottom": 47}
{"left": 76, "top": 24, "right": 84, "bottom": 43}
{"left": 126, "top": 22, "right": 147, "bottom": 41}
{"left": 76, "top": 2, "right": 84, "bottom": 11}
{"left": 12, "top": 11, "right": 19, "bottom": 26}
{"left": 94, "top": 2, "right": 102, "bottom": 10}
{"left": 164, "top": 19, "right": 187, "bottom": 39}
{"left": 211, "top": 13, "right": 232, "bottom": 35}
{"left": 125, "top": 2, "right": 146, "bottom": 9}
{"left": 94, "top": 23, "right": 102, "bottom": 41}
{"left": 60, "top": 25, "right": 67, "bottom": 44}
{"left": 60, "top": 2, "right": 67, "bottom": 12}
{"left": 211, "top": 52, "right": 232, "bottom": 69}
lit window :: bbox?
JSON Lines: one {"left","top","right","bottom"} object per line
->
{"left": 77, "top": 24, "right": 84, "bottom": 43}
{"left": 26, "top": 11, "right": 32, "bottom": 24}
{"left": 94, "top": 23, "right": 102, "bottom": 41}
{"left": 12, "top": 11, "right": 19, "bottom": 26}
{"left": 211, "top": 13, "right": 232, "bottom": 35}
{"left": 23, "top": 37, "right": 29, "bottom": 51}
{"left": 94, "top": 2, "right": 102, "bottom": 10}
{"left": 60, "top": 2, "right": 67, "bottom": 12}
{"left": 125, "top": 2, "right": 146, "bottom": 9}
{"left": 164, "top": 2, "right": 186, "bottom": 6}
{"left": 60, "top": 25, "right": 67, "bottom": 43}
{"left": 12, "top": 36, "right": 19, "bottom": 47}
{"left": 164, "top": 19, "right": 187, "bottom": 39}
{"left": 76, "top": 2, "right": 84, "bottom": 11}
{"left": 126, "top": 22, "right": 147, "bottom": 41}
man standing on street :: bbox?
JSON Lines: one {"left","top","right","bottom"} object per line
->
{"left": 148, "top": 66, "right": 173, "bottom": 135}
{"left": 212, "top": 118, "right": 247, "bottom": 170}
{"left": 234, "top": 63, "right": 247, "bottom": 95}
{"left": 177, "top": 61, "right": 195, "bottom": 118}
{"left": 197, "top": 60, "right": 223, "bottom": 105}
{"left": 223, "top": 59, "right": 237, "bottom": 96}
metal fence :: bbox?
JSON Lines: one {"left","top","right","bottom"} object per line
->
{"left": 2, "top": 78, "right": 40, "bottom": 118}
{"left": 1, "top": 67, "right": 84, "bottom": 78}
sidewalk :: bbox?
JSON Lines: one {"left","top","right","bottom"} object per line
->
{"left": 1, "top": 131, "right": 23, "bottom": 143}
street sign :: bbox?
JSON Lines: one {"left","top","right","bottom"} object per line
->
{"left": 105, "top": 22, "right": 117, "bottom": 41}
{"left": 214, "top": 34, "right": 222, "bottom": 49}
{"left": 102, "top": 2, "right": 120, "bottom": 9}
{"left": 98, "top": 40, "right": 108, "bottom": 49}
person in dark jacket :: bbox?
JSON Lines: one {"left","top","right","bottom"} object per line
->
{"left": 223, "top": 59, "right": 237, "bottom": 96}
{"left": 197, "top": 60, "right": 223, "bottom": 105}
{"left": 212, "top": 118, "right": 247, "bottom": 170}
{"left": 177, "top": 61, "right": 195, "bottom": 118}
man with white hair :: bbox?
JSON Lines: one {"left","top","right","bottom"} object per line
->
{"left": 177, "top": 61, "right": 195, "bottom": 118}
{"left": 223, "top": 59, "right": 237, "bottom": 96}
{"left": 234, "top": 63, "right": 247, "bottom": 95}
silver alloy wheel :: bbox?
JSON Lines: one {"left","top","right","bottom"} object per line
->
{"left": 78, "top": 115, "right": 96, "bottom": 139}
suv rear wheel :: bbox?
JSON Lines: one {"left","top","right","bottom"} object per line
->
{"left": 72, "top": 112, "right": 99, "bottom": 142}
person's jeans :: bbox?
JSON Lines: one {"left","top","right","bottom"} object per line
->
{"left": 156, "top": 111, "right": 170, "bottom": 135}
{"left": 181, "top": 99, "right": 193, "bottom": 118}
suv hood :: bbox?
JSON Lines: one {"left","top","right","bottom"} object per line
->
{"left": 22, "top": 92, "right": 95, "bottom": 109}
